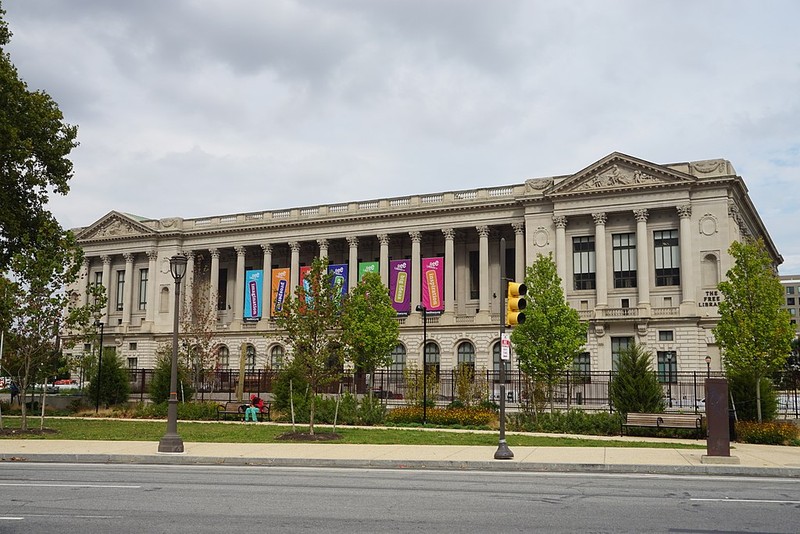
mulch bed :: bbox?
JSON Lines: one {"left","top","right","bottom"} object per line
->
{"left": 0, "top": 428, "right": 59, "bottom": 436}
{"left": 275, "top": 432, "right": 341, "bottom": 442}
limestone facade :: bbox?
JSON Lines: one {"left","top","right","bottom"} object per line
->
{"left": 67, "top": 152, "right": 781, "bottom": 376}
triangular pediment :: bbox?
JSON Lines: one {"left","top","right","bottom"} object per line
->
{"left": 76, "top": 211, "right": 156, "bottom": 241}
{"left": 546, "top": 152, "right": 696, "bottom": 196}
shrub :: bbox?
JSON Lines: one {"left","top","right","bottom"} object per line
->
{"left": 131, "top": 401, "right": 220, "bottom": 420}
{"left": 609, "top": 344, "right": 665, "bottom": 415}
{"left": 736, "top": 421, "right": 799, "bottom": 445}
{"left": 86, "top": 352, "right": 132, "bottom": 407}
{"left": 358, "top": 395, "right": 388, "bottom": 426}
{"left": 272, "top": 363, "right": 311, "bottom": 419}
{"left": 386, "top": 406, "right": 495, "bottom": 427}
{"left": 508, "top": 409, "right": 623, "bottom": 436}
{"left": 729, "top": 371, "right": 779, "bottom": 422}
{"left": 148, "top": 353, "right": 194, "bottom": 404}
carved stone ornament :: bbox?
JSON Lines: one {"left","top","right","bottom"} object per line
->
{"left": 91, "top": 218, "right": 138, "bottom": 239}
{"left": 594, "top": 324, "right": 605, "bottom": 338}
{"left": 525, "top": 178, "right": 553, "bottom": 192}
{"left": 160, "top": 218, "right": 179, "bottom": 228}
{"left": 699, "top": 214, "right": 718, "bottom": 236}
{"left": 533, "top": 227, "right": 549, "bottom": 248}
{"left": 691, "top": 159, "right": 725, "bottom": 174}
{"left": 576, "top": 164, "right": 664, "bottom": 191}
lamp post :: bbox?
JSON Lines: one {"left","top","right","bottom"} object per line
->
{"left": 494, "top": 237, "right": 514, "bottom": 460}
{"left": 415, "top": 304, "right": 428, "bottom": 425}
{"left": 666, "top": 352, "right": 673, "bottom": 408}
{"left": 94, "top": 320, "right": 104, "bottom": 413}
{"left": 158, "top": 254, "right": 188, "bottom": 453}
{"left": 705, "top": 355, "right": 711, "bottom": 379}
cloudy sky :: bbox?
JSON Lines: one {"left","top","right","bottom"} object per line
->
{"left": 4, "top": 1, "right": 800, "bottom": 272}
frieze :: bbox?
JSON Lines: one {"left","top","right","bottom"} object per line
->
{"left": 575, "top": 164, "right": 664, "bottom": 191}
{"left": 87, "top": 218, "right": 139, "bottom": 239}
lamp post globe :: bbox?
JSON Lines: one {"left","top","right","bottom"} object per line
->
{"left": 705, "top": 355, "right": 712, "bottom": 379}
{"left": 159, "top": 254, "right": 188, "bottom": 453}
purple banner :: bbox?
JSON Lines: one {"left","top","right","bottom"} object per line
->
{"left": 421, "top": 257, "right": 444, "bottom": 313}
{"left": 389, "top": 259, "right": 410, "bottom": 315}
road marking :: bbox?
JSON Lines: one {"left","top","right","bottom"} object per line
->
{"left": 0, "top": 483, "right": 139, "bottom": 489}
{"left": 691, "top": 498, "right": 800, "bottom": 504}
{"left": 0, "top": 517, "right": 24, "bottom": 521}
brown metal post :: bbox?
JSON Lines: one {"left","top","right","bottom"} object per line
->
{"left": 705, "top": 377, "right": 731, "bottom": 457}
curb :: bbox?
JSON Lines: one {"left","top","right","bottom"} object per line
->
{"left": 3, "top": 453, "right": 799, "bottom": 479}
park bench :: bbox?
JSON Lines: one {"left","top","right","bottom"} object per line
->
{"left": 216, "top": 401, "right": 271, "bottom": 421}
{"left": 621, "top": 412, "right": 704, "bottom": 439}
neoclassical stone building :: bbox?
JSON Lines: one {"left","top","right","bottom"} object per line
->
{"left": 67, "top": 152, "right": 781, "bottom": 378}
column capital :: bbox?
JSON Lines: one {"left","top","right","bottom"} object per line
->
{"left": 592, "top": 212, "right": 607, "bottom": 226}
{"left": 289, "top": 241, "right": 301, "bottom": 253}
{"left": 677, "top": 204, "right": 692, "bottom": 218}
{"left": 476, "top": 225, "right": 490, "bottom": 238}
{"left": 83, "top": 257, "right": 91, "bottom": 268}
{"left": 209, "top": 248, "right": 220, "bottom": 259}
{"left": 317, "top": 238, "right": 329, "bottom": 249}
{"left": 346, "top": 236, "right": 358, "bottom": 248}
{"left": 553, "top": 215, "right": 567, "bottom": 228}
{"left": 123, "top": 252, "right": 134, "bottom": 263}
{"left": 377, "top": 233, "right": 390, "bottom": 246}
{"left": 185, "top": 250, "right": 195, "bottom": 260}
{"left": 442, "top": 228, "right": 455, "bottom": 240}
{"left": 409, "top": 231, "right": 422, "bottom": 243}
{"left": 512, "top": 222, "right": 525, "bottom": 235}
{"left": 633, "top": 208, "right": 649, "bottom": 222}
{"left": 261, "top": 243, "right": 273, "bottom": 254}
{"left": 100, "top": 255, "right": 112, "bottom": 265}
{"left": 147, "top": 249, "right": 158, "bottom": 260}
{"left": 235, "top": 245, "right": 246, "bottom": 256}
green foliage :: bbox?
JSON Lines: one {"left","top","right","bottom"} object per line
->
{"left": 341, "top": 272, "right": 399, "bottom": 375}
{"left": 508, "top": 409, "right": 624, "bottom": 436}
{"left": 357, "top": 394, "right": 388, "bottom": 425}
{"left": 148, "top": 347, "right": 195, "bottom": 404}
{"left": 511, "top": 254, "right": 587, "bottom": 411}
{"left": 271, "top": 361, "right": 311, "bottom": 417}
{"left": 402, "top": 362, "right": 439, "bottom": 407}
{"left": 609, "top": 344, "right": 666, "bottom": 415}
{"left": 85, "top": 350, "right": 131, "bottom": 407}
{"left": 386, "top": 406, "right": 496, "bottom": 427}
{"left": 729, "top": 371, "right": 778, "bottom": 422}
{"left": 0, "top": 6, "right": 79, "bottom": 269}
{"left": 735, "top": 421, "right": 799, "bottom": 445}
{"left": 130, "top": 401, "right": 220, "bottom": 420}
{"left": 714, "top": 238, "right": 794, "bottom": 421}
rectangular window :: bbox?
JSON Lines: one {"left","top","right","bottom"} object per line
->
{"left": 573, "top": 236, "right": 596, "bottom": 290}
{"left": 788, "top": 286, "right": 795, "bottom": 295}
{"left": 94, "top": 271, "right": 103, "bottom": 287}
{"left": 468, "top": 250, "right": 479, "bottom": 300}
{"left": 611, "top": 336, "right": 634, "bottom": 372}
{"left": 612, "top": 233, "right": 637, "bottom": 288}
{"left": 138, "top": 268, "right": 148, "bottom": 310}
{"left": 790, "top": 308, "right": 797, "bottom": 316}
{"left": 83, "top": 343, "right": 92, "bottom": 352}
{"left": 654, "top": 230, "right": 680, "bottom": 286}
{"left": 788, "top": 297, "right": 795, "bottom": 306}
{"left": 658, "top": 330, "right": 674, "bottom": 342}
{"left": 573, "top": 352, "right": 591, "bottom": 378}
{"left": 218, "top": 268, "right": 228, "bottom": 311}
{"left": 116, "top": 270, "right": 125, "bottom": 311}
{"left": 127, "top": 357, "right": 138, "bottom": 369}
{"left": 129, "top": 342, "right": 137, "bottom": 351}
{"left": 657, "top": 351, "right": 677, "bottom": 383}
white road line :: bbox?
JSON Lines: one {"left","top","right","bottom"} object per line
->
{"left": 691, "top": 498, "right": 800, "bottom": 504}
{"left": 0, "top": 517, "right": 24, "bottom": 521}
{"left": 0, "top": 483, "right": 139, "bottom": 489}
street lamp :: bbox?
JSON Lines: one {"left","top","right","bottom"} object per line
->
{"left": 666, "top": 352, "right": 673, "bottom": 408}
{"left": 94, "top": 320, "right": 104, "bottom": 414}
{"left": 705, "top": 355, "right": 711, "bottom": 379}
{"left": 415, "top": 304, "right": 428, "bottom": 425}
{"left": 158, "top": 254, "right": 188, "bottom": 453}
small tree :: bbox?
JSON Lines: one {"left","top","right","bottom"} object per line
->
{"left": 179, "top": 260, "right": 218, "bottom": 394}
{"left": 341, "top": 272, "right": 399, "bottom": 394}
{"left": 273, "top": 257, "right": 344, "bottom": 434}
{"left": 714, "top": 239, "right": 794, "bottom": 422}
{"left": 85, "top": 350, "right": 131, "bottom": 408}
{"left": 609, "top": 344, "right": 666, "bottom": 415}
{"left": 511, "top": 254, "right": 587, "bottom": 412}
{"left": 149, "top": 345, "right": 195, "bottom": 404}
{"left": 403, "top": 361, "right": 439, "bottom": 408}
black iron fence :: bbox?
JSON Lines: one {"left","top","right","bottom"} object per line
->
{"left": 127, "top": 368, "right": 800, "bottom": 417}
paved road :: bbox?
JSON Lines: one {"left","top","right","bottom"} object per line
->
{"left": 1, "top": 463, "right": 798, "bottom": 533}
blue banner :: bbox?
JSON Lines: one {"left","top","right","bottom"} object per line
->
{"left": 328, "top": 264, "right": 349, "bottom": 298}
{"left": 244, "top": 270, "right": 263, "bottom": 321}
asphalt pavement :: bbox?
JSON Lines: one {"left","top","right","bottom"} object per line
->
{"left": 1, "top": 425, "right": 799, "bottom": 478}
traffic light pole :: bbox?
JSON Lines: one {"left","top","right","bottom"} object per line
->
{"left": 495, "top": 238, "right": 514, "bottom": 460}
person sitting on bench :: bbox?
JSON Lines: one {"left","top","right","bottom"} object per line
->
{"left": 244, "top": 395, "right": 263, "bottom": 422}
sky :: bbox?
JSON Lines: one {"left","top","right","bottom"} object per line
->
{"left": 4, "top": 1, "right": 800, "bottom": 272}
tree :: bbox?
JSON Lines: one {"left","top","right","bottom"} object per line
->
{"left": 713, "top": 239, "right": 794, "bottom": 422}
{"left": 0, "top": 220, "right": 92, "bottom": 429}
{"left": 0, "top": 3, "right": 79, "bottom": 270}
{"left": 609, "top": 343, "right": 666, "bottom": 415}
{"left": 341, "top": 272, "right": 399, "bottom": 394}
{"left": 273, "top": 257, "right": 345, "bottom": 434}
{"left": 511, "top": 253, "right": 587, "bottom": 412}
{"left": 85, "top": 350, "right": 130, "bottom": 408}
{"left": 149, "top": 345, "right": 195, "bottom": 404}
{"left": 179, "top": 259, "right": 218, "bottom": 394}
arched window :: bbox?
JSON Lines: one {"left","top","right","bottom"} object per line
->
{"left": 245, "top": 344, "right": 256, "bottom": 370}
{"left": 270, "top": 345, "right": 284, "bottom": 370}
{"left": 217, "top": 345, "right": 230, "bottom": 370}
{"left": 424, "top": 342, "right": 440, "bottom": 375}
{"left": 389, "top": 344, "right": 406, "bottom": 372}
{"left": 457, "top": 341, "right": 475, "bottom": 373}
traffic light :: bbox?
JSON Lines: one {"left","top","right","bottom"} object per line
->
{"left": 506, "top": 282, "right": 527, "bottom": 326}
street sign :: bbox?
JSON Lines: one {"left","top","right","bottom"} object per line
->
{"left": 501, "top": 333, "right": 511, "bottom": 361}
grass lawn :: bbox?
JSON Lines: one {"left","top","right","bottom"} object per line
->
{"left": 0, "top": 417, "right": 704, "bottom": 449}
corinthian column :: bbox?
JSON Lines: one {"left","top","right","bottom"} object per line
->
{"left": 347, "top": 236, "right": 358, "bottom": 291}
{"left": 592, "top": 212, "right": 607, "bottom": 308}
{"left": 234, "top": 246, "right": 246, "bottom": 321}
{"left": 261, "top": 244, "right": 272, "bottom": 320}
{"left": 477, "top": 225, "right": 490, "bottom": 315}
{"left": 678, "top": 204, "right": 695, "bottom": 304}
{"left": 410, "top": 231, "right": 422, "bottom": 311}
{"left": 443, "top": 228, "right": 455, "bottom": 315}
{"left": 378, "top": 234, "right": 390, "bottom": 286}
{"left": 553, "top": 215, "right": 567, "bottom": 293}
{"left": 634, "top": 209, "right": 650, "bottom": 309}
{"left": 289, "top": 241, "right": 301, "bottom": 294}
{"left": 122, "top": 253, "right": 134, "bottom": 326}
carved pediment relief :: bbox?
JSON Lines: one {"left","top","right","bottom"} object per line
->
{"left": 77, "top": 211, "right": 155, "bottom": 240}
{"left": 547, "top": 152, "right": 696, "bottom": 196}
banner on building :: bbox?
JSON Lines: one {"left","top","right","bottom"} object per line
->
{"left": 271, "top": 267, "right": 290, "bottom": 314}
{"left": 243, "top": 270, "right": 263, "bottom": 321}
{"left": 421, "top": 257, "right": 444, "bottom": 313}
{"left": 328, "top": 264, "right": 348, "bottom": 298}
{"left": 389, "top": 259, "right": 410, "bottom": 315}
{"left": 358, "top": 261, "right": 379, "bottom": 282}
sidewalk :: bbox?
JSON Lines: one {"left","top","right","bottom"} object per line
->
{"left": 2, "top": 436, "right": 799, "bottom": 478}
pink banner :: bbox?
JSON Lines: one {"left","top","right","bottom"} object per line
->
{"left": 421, "top": 257, "right": 444, "bottom": 313}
